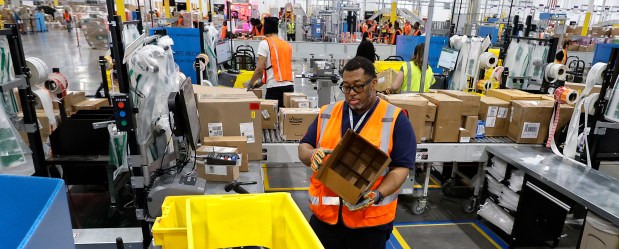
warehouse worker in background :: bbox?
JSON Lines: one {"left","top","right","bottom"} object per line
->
{"left": 219, "top": 21, "right": 228, "bottom": 40}
{"left": 403, "top": 21, "right": 412, "bottom": 35}
{"left": 355, "top": 40, "right": 376, "bottom": 63}
{"left": 286, "top": 18, "right": 295, "bottom": 41}
{"left": 63, "top": 10, "right": 72, "bottom": 32}
{"left": 246, "top": 17, "right": 294, "bottom": 108}
{"left": 389, "top": 43, "right": 434, "bottom": 93}
{"left": 298, "top": 56, "right": 416, "bottom": 249}
{"left": 250, "top": 18, "right": 264, "bottom": 36}
{"left": 412, "top": 22, "right": 421, "bottom": 36}
{"left": 391, "top": 21, "right": 402, "bottom": 45}
{"left": 555, "top": 40, "right": 569, "bottom": 65}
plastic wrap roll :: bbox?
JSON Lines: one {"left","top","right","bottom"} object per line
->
{"left": 25, "top": 57, "right": 50, "bottom": 85}
{"left": 479, "top": 52, "right": 498, "bottom": 69}
{"left": 31, "top": 88, "right": 57, "bottom": 129}
{"left": 544, "top": 63, "right": 568, "bottom": 82}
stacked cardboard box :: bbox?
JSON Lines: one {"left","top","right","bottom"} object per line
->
{"left": 421, "top": 93, "right": 463, "bottom": 142}
{"left": 459, "top": 116, "right": 478, "bottom": 142}
{"left": 479, "top": 96, "right": 511, "bottom": 137}
{"left": 317, "top": 130, "right": 391, "bottom": 204}
{"left": 508, "top": 100, "right": 554, "bottom": 144}
{"left": 438, "top": 90, "right": 481, "bottom": 116}
{"left": 202, "top": 136, "right": 249, "bottom": 172}
{"left": 18, "top": 110, "right": 60, "bottom": 144}
{"left": 291, "top": 98, "right": 311, "bottom": 108}
{"left": 279, "top": 108, "right": 319, "bottom": 141}
{"left": 195, "top": 86, "right": 263, "bottom": 160}
{"left": 283, "top": 93, "right": 307, "bottom": 108}
{"left": 487, "top": 89, "right": 541, "bottom": 101}
{"left": 259, "top": 99, "right": 278, "bottom": 129}
{"left": 382, "top": 94, "right": 428, "bottom": 143}
{"left": 195, "top": 146, "right": 240, "bottom": 182}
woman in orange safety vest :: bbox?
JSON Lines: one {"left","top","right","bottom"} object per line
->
{"left": 391, "top": 21, "right": 402, "bottom": 45}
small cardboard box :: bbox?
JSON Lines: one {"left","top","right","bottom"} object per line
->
{"left": 196, "top": 146, "right": 240, "bottom": 182}
{"left": 459, "top": 116, "right": 478, "bottom": 142}
{"left": 72, "top": 98, "right": 109, "bottom": 111}
{"left": 438, "top": 90, "right": 481, "bottom": 116}
{"left": 317, "top": 130, "right": 391, "bottom": 204}
{"left": 479, "top": 96, "right": 511, "bottom": 137}
{"left": 487, "top": 89, "right": 542, "bottom": 101}
{"left": 564, "top": 82, "right": 601, "bottom": 95}
{"left": 251, "top": 88, "right": 263, "bottom": 99}
{"left": 259, "top": 99, "right": 278, "bottom": 129}
{"left": 279, "top": 108, "right": 319, "bottom": 141}
{"left": 383, "top": 94, "right": 428, "bottom": 143}
{"left": 291, "top": 97, "right": 311, "bottom": 108}
{"left": 426, "top": 102, "right": 437, "bottom": 122}
{"left": 423, "top": 121, "right": 433, "bottom": 142}
{"left": 578, "top": 45, "right": 587, "bottom": 52}
{"left": 201, "top": 136, "right": 249, "bottom": 172}
{"left": 283, "top": 92, "right": 307, "bottom": 108}
{"left": 508, "top": 100, "right": 554, "bottom": 144}
{"left": 193, "top": 85, "right": 258, "bottom": 100}
{"left": 197, "top": 98, "right": 263, "bottom": 160}
{"left": 421, "top": 93, "right": 463, "bottom": 142}
{"left": 376, "top": 69, "right": 398, "bottom": 92}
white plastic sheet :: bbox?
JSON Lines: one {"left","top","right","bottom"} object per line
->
{"left": 478, "top": 200, "right": 514, "bottom": 235}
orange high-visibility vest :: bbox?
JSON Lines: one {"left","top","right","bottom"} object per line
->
{"left": 361, "top": 23, "right": 368, "bottom": 33}
{"left": 555, "top": 48, "right": 567, "bottom": 65}
{"left": 263, "top": 37, "right": 293, "bottom": 83}
{"left": 391, "top": 29, "right": 402, "bottom": 45}
{"left": 220, "top": 26, "right": 227, "bottom": 40}
{"left": 309, "top": 99, "right": 401, "bottom": 228}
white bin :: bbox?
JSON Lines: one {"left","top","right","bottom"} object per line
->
{"left": 580, "top": 213, "right": 619, "bottom": 249}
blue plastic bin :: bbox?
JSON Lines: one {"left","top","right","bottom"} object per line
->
{"left": 0, "top": 175, "right": 75, "bottom": 249}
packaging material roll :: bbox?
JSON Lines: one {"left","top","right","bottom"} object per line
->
{"left": 479, "top": 52, "right": 498, "bottom": 69}
{"left": 544, "top": 63, "right": 568, "bottom": 82}
{"left": 32, "top": 88, "right": 57, "bottom": 129}
{"left": 491, "top": 66, "right": 504, "bottom": 82}
{"left": 476, "top": 80, "right": 493, "bottom": 91}
{"left": 46, "top": 72, "right": 69, "bottom": 101}
{"left": 554, "top": 86, "right": 578, "bottom": 105}
{"left": 25, "top": 57, "right": 50, "bottom": 84}
{"left": 605, "top": 77, "right": 619, "bottom": 123}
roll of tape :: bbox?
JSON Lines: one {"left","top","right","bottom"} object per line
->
{"left": 26, "top": 57, "right": 51, "bottom": 85}
{"left": 479, "top": 52, "right": 498, "bottom": 69}
{"left": 476, "top": 80, "right": 492, "bottom": 91}
{"left": 196, "top": 53, "right": 209, "bottom": 72}
{"left": 544, "top": 63, "right": 568, "bottom": 83}
{"left": 46, "top": 72, "right": 69, "bottom": 100}
{"left": 104, "top": 55, "right": 114, "bottom": 70}
{"left": 554, "top": 86, "right": 578, "bottom": 105}
{"left": 491, "top": 66, "right": 504, "bottom": 82}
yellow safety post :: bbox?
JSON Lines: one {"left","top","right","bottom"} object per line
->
{"left": 186, "top": 0, "right": 190, "bottom": 11}
{"left": 116, "top": 0, "right": 126, "bottom": 21}
{"left": 390, "top": 1, "right": 397, "bottom": 23}
{"left": 164, "top": 0, "right": 170, "bottom": 18}
{"left": 199, "top": 0, "right": 203, "bottom": 20}
{"left": 581, "top": 12, "right": 591, "bottom": 36}
{"left": 53, "top": 0, "right": 57, "bottom": 7}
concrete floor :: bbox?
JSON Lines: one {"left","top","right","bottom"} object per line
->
{"left": 23, "top": 30, "right": 583, "bottom": 249}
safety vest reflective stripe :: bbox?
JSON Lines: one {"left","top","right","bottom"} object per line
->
{"left": 406, "top": 61, "right": 413, "bottom": 92}
{"left": 308, "top": 195, "right": 340, "bottom": 206}
{"left": 380, "top": 104, "right": 395, "bottom": 152}
{"left": 317, "top": 103, "right": 335, "bottom": 148}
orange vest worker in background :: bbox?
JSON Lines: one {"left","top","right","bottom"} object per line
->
{"left": 247, "top": 17, "right": 294, "bottom": 107}
{"left": 220, "top": 21, "right": 228, "bottom": 40}
{"left": 299, "top": 57, "right": 416, "bottom": 248}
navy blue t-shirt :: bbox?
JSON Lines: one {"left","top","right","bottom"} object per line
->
{"left": 300, "top": 99, "right": 417, "bottom": 169}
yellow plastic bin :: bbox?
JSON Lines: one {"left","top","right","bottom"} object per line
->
{"left": 152, "top": 196, "right": 193, "bottom": 249}
{"left": 234, "top": 70, "right": 255, "bottom": 88}
{"left": 152, "top": 193, "right": 323, "bottom": 249}
{"left": 375, "top": 61, "right": 405, "bottom": 73}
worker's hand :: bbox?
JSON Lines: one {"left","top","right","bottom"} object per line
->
{"left": 310, "top": 148, "right": 332, "bottom": 172}
{"left": 344, "top": 189, "right": 382, "bottom": 211}
{"left": 246, "top": 81, "right": 264, "bottom": 91}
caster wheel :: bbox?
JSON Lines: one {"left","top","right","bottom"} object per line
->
{"left": 442, "top": 179, "right": 455, "bottom": 195}
{"left": 412, "top": 199, "right": 427, "bottom": 215}
{"left": 463, "top": 197, "right": 477, "bottom": 213}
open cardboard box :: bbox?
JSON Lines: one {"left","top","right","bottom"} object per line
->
{"left": 316, "top": 130, "right": 391, "bottom": 204}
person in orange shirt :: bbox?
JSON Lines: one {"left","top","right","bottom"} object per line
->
{"left": 403, "top": 21, "right": 412, "bottom": 35}
{"left": 412, "top": 22, "right": 422, "bottom": 36}
{"left": 220, "top": 21, "right": 228, "bottom": 40}
{"left": 391, "top": 21, "right": 402, "bottom": 45}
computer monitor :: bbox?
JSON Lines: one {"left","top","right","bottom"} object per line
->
{"left": 438, "top": 47, "right": 459, "bottom": 71}
{"left": 168, "top": 78, "right": 200, "bottom": 150}
{"left": 215, "top": 41, "right": 232, "bottom": 64}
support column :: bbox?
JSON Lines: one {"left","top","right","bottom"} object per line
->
{"left": 390, "top": 0, "right": 397, "bottom": 23}
{"left": 465, "top": 0, "right": 480, "bottom": 36}
{"left": 581, "top": 0, "right": 594, "bottom": 36}
{"left": 419, "top": 0, "right": 434, "bottom": 92}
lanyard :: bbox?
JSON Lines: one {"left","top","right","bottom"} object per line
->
{"left": 349, "top": 107, "right": 370, "bottom": 133}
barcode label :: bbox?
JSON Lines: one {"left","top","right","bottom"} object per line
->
{"left": 521, "top": 122, "right": 540, "bottom": 139}
{"left": 240, "top": 122, "right": 255, "bottom": 143}
{"left": 485, "top": 117, "right": 496, "bottom": 128}
{"left": 262, "top": 109, "right": 270, "bottom": 119}
{"left": 460, "top": 137, "right": 471, "bottom": 143}
{"left": 497, "top": 107, "right": 508, "bottom": 118}
{"left": 299, "top": 102, "right": 309, "bottom": 108}
{"left": 208, "top": 123, "right": 223, "bottom": 137}
{"left": 510, "top": 107, "right": 514, "bottom": 122}
{"left": 487, "top": 106, "right": 498, "bottom": 117}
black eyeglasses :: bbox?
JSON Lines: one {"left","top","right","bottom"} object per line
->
{"left": 339, "top": 77, "right": 374, "bottom": 94}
